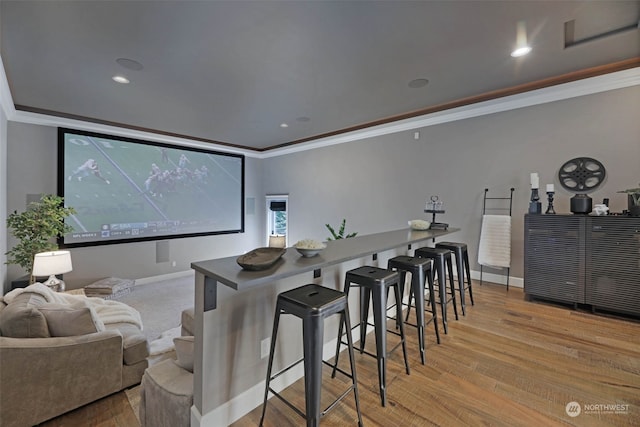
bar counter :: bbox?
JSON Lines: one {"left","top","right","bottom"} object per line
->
{"left": 190, "top": 226, "right": 459, "bottom": 426}
{"left": 192, "top": 227, "right": 460, "bottom": 305}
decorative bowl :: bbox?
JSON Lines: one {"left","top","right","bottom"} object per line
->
{"left": 294, "top": 239, "right": 327, "bottom": 257}
{"left": 236, "top": 247, "right": 286, "bottom": 270}
{"left": 295, "top": 246, "right": 326, "bottom": 258}
{"left": 408, "top": 219, "right": 431, "bottom": 230}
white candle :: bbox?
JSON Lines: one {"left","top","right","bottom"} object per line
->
{"left": 530, "top": 173, "right": 539, "bottom": 189}
{"left": 546, "top": 184, "right": 554, "bottom": 193}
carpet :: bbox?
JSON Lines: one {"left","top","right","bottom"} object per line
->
{"left": 116, "top": 272, "right": 195, "bottom": 341}
{"left": 149, "top": 326, "right": 182, "bottom": 355}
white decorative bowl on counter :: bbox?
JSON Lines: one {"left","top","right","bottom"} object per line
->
{"left": 408, "top": 219, "right": 431, "bottom": 230}
{"left": 294, "top": 239, "right": 327, "bottom": 257}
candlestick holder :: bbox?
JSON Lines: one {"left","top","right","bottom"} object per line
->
{"left": 545, "top": 191, "right": 556, "bottom": 214}
{"left": 529, "top": 188, "right": 541, "bottom": 214}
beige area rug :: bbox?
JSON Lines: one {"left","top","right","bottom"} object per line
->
{"left": 125, "top": 385, "right": 142, "bottom": 425}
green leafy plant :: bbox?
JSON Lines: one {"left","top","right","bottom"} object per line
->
{"left": 5, "top": 194, "right": 76, "bottom": 276}
{"left": 618, "top": 184, "right": 640, "bottom": 205}
{"left": 325, "top": 219, "right": 358, "bottom": 240}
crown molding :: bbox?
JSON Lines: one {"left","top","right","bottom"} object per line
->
{"left": 261, "top": 66, "right": 640, "bottom": 158}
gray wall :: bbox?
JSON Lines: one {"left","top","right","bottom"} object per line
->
{"left": 4, "top": 122, "right": 264, "bottom": 291}
{"left": 262, "top": 86, "right": 640, "bottom": 280}
{"left": 4, "top": 86, "right": 639, "bottom": 293}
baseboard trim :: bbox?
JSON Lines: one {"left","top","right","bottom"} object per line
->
{"left": 470, "top": 269, "right": 523, "bottom": 288}
{"left": 134, "top": 270, "right": 194, "bottom": 286}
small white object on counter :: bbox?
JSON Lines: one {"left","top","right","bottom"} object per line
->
{"left": 408, "top": 219, "right": 431, "bottom": 230}
{"left": 593, "top": 204, "right": 609, "bottom": 216}
{"left": 294, "top": 239, "right": 326, "bottom": 257}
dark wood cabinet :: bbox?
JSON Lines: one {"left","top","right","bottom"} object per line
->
{"left": 524, "top": 214, "right": 640, "bottom": 316}
{"left": 10, "top": 275, "right": 30, "bottom": 290}
{"left": 586, "top": 216, "right": 640, "bottom": 315}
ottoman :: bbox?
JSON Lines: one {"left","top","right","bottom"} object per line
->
{"left": 139, "top": 358, "right": 193, "bottom": 427}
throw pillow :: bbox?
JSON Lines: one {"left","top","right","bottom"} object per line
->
{"left": 174, "top": 336, "right": 195, "bottom": 373}
{"left": 39, "top": 302, "right": 105, "bottom": 337}
{"left": 0, "top": 292, "right": 50, "bottom": 338}
{"left": 67, "top": 299, "right": 105, "bottom": 332}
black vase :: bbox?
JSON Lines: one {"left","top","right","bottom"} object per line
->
{"left": 629, "top": 194, "right": 640, "bottom": 217}
{"left": 570, "top": 194, "right": 592, "bottom": 214}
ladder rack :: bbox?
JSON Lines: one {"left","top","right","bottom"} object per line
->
{"left": 480, "top": 188, "right": 515, "bottom": 289}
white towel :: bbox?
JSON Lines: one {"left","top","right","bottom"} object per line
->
{"left": 478, "top": 214, "right": 511, "bottom": 269}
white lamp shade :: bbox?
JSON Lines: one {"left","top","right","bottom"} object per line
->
{"left": 268, "top": 235, "right": 286, "bottom": 248}
{"left": 32, "top": 250, "right": 73, "bottom": 276}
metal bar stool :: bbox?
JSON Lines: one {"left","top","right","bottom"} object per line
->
{"left": 333, "top": 266, "right": 409, "bottom": 407}
{"left": 413, "top": 247, "right": 459, "bottom": 334}
{"left": 435, "top": 241, "right": 474, "bottom": 315}
{"left": 387, "top": 255, "right": 440, "bottom": 365}
{"left": 260, "top": 284, "right": 363, "bottom": 427}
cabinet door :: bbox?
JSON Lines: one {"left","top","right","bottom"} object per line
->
{"left": 586, "top": 217, "right": 640, "bottom": 315}
{"left": 524, "top": 215, "right": 585, "bottom": 304}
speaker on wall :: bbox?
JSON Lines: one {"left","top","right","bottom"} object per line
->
{"left": 156, "top": 240, "right": 170, "bottom": 263}
{"left": 246, "top": 197, "right": 255, "bottom": 215}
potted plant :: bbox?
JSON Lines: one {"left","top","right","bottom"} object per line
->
{"left": 618, "top": 184, "right": 640, "bottom": 217}
{"left": 5, "top": 194, "right": 76, "bottom": 281}
{"left": 325, "top": 218, "right": 358, "bottom": 240}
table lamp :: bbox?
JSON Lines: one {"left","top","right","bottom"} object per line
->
{"left": 268, "top": 235, "right": 286, "bottom": 248}
{"left": 32, "top": 250, "right": 73, "bottom": 292}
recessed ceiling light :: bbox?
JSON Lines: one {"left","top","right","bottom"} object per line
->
{"left": 112, "top": 75, "right": 130, "bottom": 84}
{"left": 510, "top": 46, "right": 532, "bottom": 57}
{"left": 280, "top": 123, "right": 289, "bottom": 128}
{"left": 116, "top": 58, "right": 144, "bottom": 71}
{"left": 408, "top": 78, "right": 429, "bottom": 88}
{"left": 511, "top": 21, "right": 532, "bottom": 57}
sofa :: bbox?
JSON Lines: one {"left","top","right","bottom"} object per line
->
{"left": 0, "top": 283, "right": 149, "bottom": 427}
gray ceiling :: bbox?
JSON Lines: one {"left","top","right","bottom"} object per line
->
{"left": 1, "top": 1, "right": 639, "bottom": 151}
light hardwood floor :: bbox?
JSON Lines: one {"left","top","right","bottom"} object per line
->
{"left": 41, "top": 282, "right": 640, "bottom": 426}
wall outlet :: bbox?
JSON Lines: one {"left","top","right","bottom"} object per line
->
{"left": 260, "top": 338, "right": 271, "bottom": 359}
